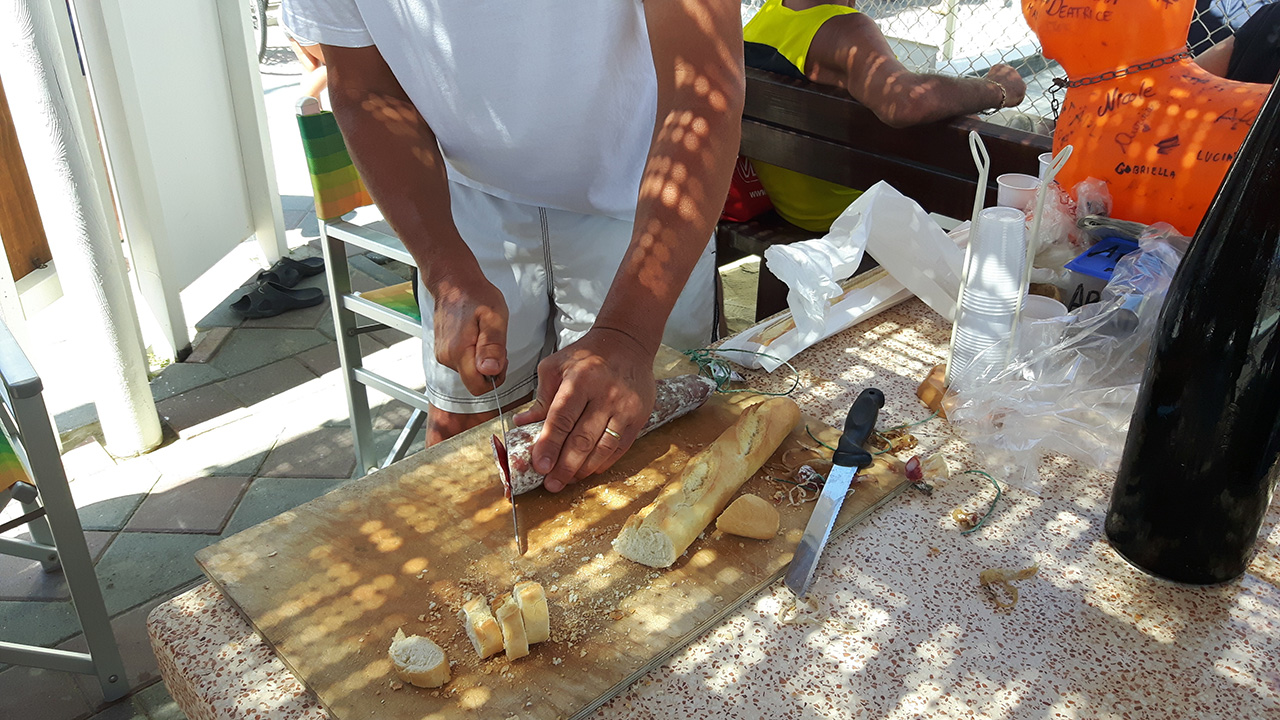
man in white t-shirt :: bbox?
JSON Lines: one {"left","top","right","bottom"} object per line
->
{"left": 280, "top": 1, "right": 745, "bottom": 492}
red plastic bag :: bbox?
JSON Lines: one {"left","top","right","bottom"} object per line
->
{"left": 720, "top": 156, "right": 773, "bottom": 222}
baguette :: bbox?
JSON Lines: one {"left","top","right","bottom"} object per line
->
{"left": 716, "top": 494, "right": 780, "bottom": 540}
{"left": 612, "top": 397, "right": 801, "bottom": 568}
{"left": 458, "top": 597, "right": 504, "bottom": 660}
{"left": 491, "top": 593, "right": 529, "bottom": 660}
{"left": 388, "top": 628, "right": 450, "bottom": 688}
{"left": 513, "top": 580, "right": 549, "bottom": 644}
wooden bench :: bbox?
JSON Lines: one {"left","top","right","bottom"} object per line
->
{"left": 719, "top": 67, "right": 1054, "bottom": 320}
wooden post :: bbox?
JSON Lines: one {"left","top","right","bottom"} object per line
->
{"left": 0, "top": 74, "right": 52, "bottom": 283}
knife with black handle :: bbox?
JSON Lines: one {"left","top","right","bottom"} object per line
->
{"left": 784, "top": 388, "right": 884, "bottom": 598}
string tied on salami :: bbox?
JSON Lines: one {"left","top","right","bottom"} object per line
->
{"left": 494, "top": 374, "right": 720, "bottom": 496}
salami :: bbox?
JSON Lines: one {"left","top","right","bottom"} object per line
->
{"left": 494, "top": 374, "right": 718, "bottom": 495}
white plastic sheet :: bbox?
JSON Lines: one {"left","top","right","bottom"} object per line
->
{"left": 718, "top": 182, "right": 960, "bottom": 370}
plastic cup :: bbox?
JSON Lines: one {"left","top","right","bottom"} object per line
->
{"left": 1021, "top": 294, "right": 1068, "bottom": 320}
{"left": 1038, "top": 152, "right": 1053, "bottom": 182}
{"left": 965, "top": 207, "right": 1027, "bottom": 297}
{"left": 948, "top": 206, "right": 1028, "bottom": 391}
{"left": 1014, "top": 295, "right": 1070, "bottom": 355}
{"left": 997, "top": 173, "right": 1040, "bottom": 211}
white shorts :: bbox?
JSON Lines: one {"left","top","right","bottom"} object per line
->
{"left": 418, "top": 182, "right": 717, "bottom": 414}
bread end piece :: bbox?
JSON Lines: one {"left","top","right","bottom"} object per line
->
{"left": 492, "top": 593, "right": 530, "bottom": 660}
{"left": 388, "top": 628, "right": 450, "bottom": 688}
{"left": 513, "top": 581, "right": 550, "bottom": 644}
{"left": 458, "top": 598, "right": 504, "bottom": 660}
{"left": 716, "top": 494, "right": 780, "bottom": 539}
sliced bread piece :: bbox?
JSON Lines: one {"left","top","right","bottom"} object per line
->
{"left": 513, "top": 580, "right": 549, "bottom": 644}
{"left": 388, "top": 628, "right": 450, "bottom": 688}
{"left": 458, "top": 597, "right": 504, "bottom": 660}
{"left": 491, "top": 592, "right": 530, "bottom": 660}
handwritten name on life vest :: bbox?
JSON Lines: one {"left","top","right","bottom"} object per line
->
{"left": 1046, "top": 0, "right": 1114, "bottom": 21}
{"left": 1114, "top": 162, "right": 1176, "bottom": 178}
{"left": 1197, "top": 150, "right": 1236, "bottom": 163}
{"left": 1098, "top": 81, "right": 1156, "bottom": 118}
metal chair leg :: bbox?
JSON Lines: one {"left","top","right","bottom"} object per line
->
{"left": 321, "top": 226, "right": 376, "bottom": 475}
{"left": 0, "top": 392, "right": 126, "bottom": 700}
{"left": 381, "top": 408, "right": 427, "bottom": 469}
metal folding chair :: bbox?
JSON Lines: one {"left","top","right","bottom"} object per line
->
{"left": 0, "top": 318, "right": 126, "bottom": 701}
{"left": 296, "top": 98, "right": 429, "bottom": 474}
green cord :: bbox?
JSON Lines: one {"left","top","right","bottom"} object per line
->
{"left": 682, "top": 347, "right": 801, "bottom": 396}
{"left": 958, "top": 469, "right": 1002, "bottom": 536}
{"left": 804, "top": 425, "right": 836, "bottom": 452}
{"left": 880, "top": 410, "right": 941, "bottom": 433}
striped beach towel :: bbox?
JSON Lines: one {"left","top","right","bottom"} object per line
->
{"left": 296, "top": 111, "right": 374, "bottom": 221}
{"left": 0, "top": 430, "right": 31, "bottom": 493}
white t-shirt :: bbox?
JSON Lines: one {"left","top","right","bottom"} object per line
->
{"left": 280, "top": 0, "right": 658, "bottom": 221}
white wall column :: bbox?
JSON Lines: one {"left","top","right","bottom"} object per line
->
{"left": 0, "top": 0, "right": 162, "bottom": 456}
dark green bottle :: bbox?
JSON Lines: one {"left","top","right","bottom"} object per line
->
{"left": 1105, "top": 77, "right": 1280, "bottom": 585}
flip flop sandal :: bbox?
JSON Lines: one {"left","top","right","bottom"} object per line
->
{"left": 230, "top": 281, "right": 325, "bottom": 319}
{"left": 255, "top": 256, "right": 326, "bottom": 288}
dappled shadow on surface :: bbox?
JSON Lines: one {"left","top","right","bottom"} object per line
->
{"left": 598, "top": 299, "right": 1280, "bottom": 719}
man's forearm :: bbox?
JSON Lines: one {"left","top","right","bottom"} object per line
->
{"left": 324, "top": 45, "right": 481, "bottom": 292}
{"left": 878, "top": 74, "right": 1007, "bottom": 127}
{"left": 595, "top": 0, "right": 746, "bottom": 354}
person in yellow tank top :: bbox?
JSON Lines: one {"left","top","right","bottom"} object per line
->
{"left": 743, "top": 0, "right": 1027, "bottom": 232}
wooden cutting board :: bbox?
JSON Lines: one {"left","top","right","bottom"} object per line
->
{"left": 196, "top": 352, "right": 909, "bottom": 720}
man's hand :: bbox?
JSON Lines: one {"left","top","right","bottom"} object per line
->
{"left": 512, "top": 329, "right": 656, "bottom": 493}
{"left": 430, "top": 272, "right": 509, "bottom": 396}
{"left": 985, "top": 64, "right": 1027, "bottom": 108}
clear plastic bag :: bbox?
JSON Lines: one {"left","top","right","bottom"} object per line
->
{"left": 946, "top": 223, "right": 1188, "bottom": 492}
{"left": 1073, "top": 176, "right": 1112, "bottom": 218}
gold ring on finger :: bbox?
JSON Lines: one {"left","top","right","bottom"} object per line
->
{"left": 603, "top": 427, "right": 622, "bottom": 440}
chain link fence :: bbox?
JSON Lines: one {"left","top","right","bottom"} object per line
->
{"left": 740, "top": 0, "right": 1258, "bottom": 131}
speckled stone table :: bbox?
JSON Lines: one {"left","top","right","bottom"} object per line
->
{"left": 148, "top": 299, "right": 1280, "bottom": 719}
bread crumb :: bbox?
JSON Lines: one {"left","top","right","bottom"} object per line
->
{"left": 552, "top": 572, "right": 560, "bottom": 578}
{"left": 389, "top": 681, "right": 403, "bottom": 691}
{"left": 555, "top": 546, "right": 565, "bottom": 554}
{"left": 595, "top": 553, "right": 604, "bottom": 560}
{"left": 580, "top": 649, "right": 587, "bottom": 657}
{"left": 553, "top": 657, "right": 563, "bottom": 665}
{"left": 417, "top": 614, "right": 425, "bottom": 621}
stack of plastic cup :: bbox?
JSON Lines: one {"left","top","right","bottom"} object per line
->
{"left": 948, "top": 206, "right": 1028, "bottom": 393}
